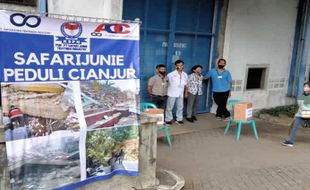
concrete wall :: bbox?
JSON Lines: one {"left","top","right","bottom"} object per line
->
{"left": 0, "top": 2, "right": 37, "bottom": 12}
{"left": 0, "top": 0, "right": 122, "bottom": 20}
{"left": 47, "top": 0, "right": 122, "bottom": 20}
{"left": 223, "top": 0, "right": 298, "bottom": 109}
{"left": 217, "top": 0, "right": 229, "bottom": 59}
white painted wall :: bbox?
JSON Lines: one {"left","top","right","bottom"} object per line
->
{"left": 223, "top": 0, "right": 299, "bottom": 109}
{"left": 0, "top": 1, "right": 123, "bottom": 20}
{"left": 47, "top": 0, "right": 122, "bottom": 20}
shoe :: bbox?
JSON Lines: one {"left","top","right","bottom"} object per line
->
{"left": 282, "top": 140, "right": 294, "bottom": 147}
{"left": 223, "top": 117, "right": 231, "bottom": 122}
{"left": 186, "top": 118, "right": 194, "bottom": 123}
{"left": 165, "top": 121, "right": 173, "bottom": 125}
{"left": 216, "top": 117, "right": 222, "bottom": 120}
{"left": 175, "top": 120, "right": 184, "bottom": 125}
{"left": 191, "top": 116, "right": 197, "bottom": 121}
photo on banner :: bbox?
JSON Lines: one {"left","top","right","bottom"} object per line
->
{"left": 1, "top": 82, "right": 81, "bottom": 189}
{"left": 81, "top": 79, "right": 140, "bottom": 178}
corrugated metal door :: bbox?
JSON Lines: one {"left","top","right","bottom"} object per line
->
{"left": 123, "top": 0, "right": 218, "bottom": 113}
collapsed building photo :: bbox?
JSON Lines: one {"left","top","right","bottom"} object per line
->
{"left": 1, "top": 82, "right": 79, "bottom": 140}
{"left": 1, "top": 83, "right": 81, "bottom": 189}
{"left": 81, "top": 80, "right": 140, "bottom": 129}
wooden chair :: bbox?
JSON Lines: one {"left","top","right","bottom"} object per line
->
{"left": 140, "top": 103, "right": 172, "bottom": 146}
{"left": 224, "top": 99, "right": 259, "bottom": 141}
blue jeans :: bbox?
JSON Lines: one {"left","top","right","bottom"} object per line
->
{"left": 288, "top": 117, "right": 310, "bottom": 143}
{"left": 165, "top": 96, "right": 184, "bottom": 122}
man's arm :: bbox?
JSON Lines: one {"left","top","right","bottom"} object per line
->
{"left": 228, "top": 71, "right": 233, "bottom": 96}
{"left": 184, "top": 86, "right": 188, "bottom": 98}
{"left": 184, "top": 74, "right": 189, "bottom": 98}
{"left": 148, "top": 76, "right": 155, "bottom": 95}
{"left": 229, "top": 82, "right": 232, "bottom": 97}
{"left": 204, "top": 69, "right": 211, "bottom": 80}
{"left": 147, "top": 85, "right": 153, "bottom": 94}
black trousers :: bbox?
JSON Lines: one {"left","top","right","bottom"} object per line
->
{"left": 213, "top": 91, "right": 230, "bottom": 118}
{"left": 150, "top": 95, "right": 167, "bottom": 109}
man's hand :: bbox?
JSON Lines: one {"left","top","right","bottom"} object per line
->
{"left": 147, "top": 86, "right": 153, "bottom": 95}
{"left": 184, "top": 87, "right": 188, "bottom": 98}
{"left": 184, "top": 92, "right": 188, "bottom": 98}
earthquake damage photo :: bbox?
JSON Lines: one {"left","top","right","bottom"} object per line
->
{"left": 1, "top": 82, "right": 81, "bottom": 189}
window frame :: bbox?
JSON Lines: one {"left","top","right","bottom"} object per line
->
{"left": 244, "top": 64, "right": 269, "bottom": 91}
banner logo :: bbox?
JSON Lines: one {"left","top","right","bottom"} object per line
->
{"left": 10, "top": 13, "right": 41, "bottom": 28}
{"left": 91, "top": 24, "right": 130, "bottom": 36}
{"left": 61, "top": 22, "right": 83, "bottom": 38}
{"left": 54, "top": 22, "right": 90, "bottom": 52}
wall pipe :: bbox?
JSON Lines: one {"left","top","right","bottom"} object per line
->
{"left": 288, "top": 0, "right": 305, "bottom": 97}
{"left": 206, "top": 0, "right": 224, "bottom": 112}
{"left": 38, "top": 0, "right": 47, "bottom": 16}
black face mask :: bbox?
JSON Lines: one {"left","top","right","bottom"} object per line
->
{"left": 218, "top": 65, "right": 225, "bottom": 69}
{"left": 159, "top": 71, "right": 166, "bottom": 75}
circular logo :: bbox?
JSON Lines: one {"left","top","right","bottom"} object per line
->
{"left": 60, "top": 22, "right": 82, "bottom": 38}
{"left": 10, "top": 13, "right": 41, "bottom": 28}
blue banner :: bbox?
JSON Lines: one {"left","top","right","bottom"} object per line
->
{"left": 0, "top": 30, "right": 139, "bottom": 82}
{"left": 0, "top": 10, "right": 140, "bottom": 190}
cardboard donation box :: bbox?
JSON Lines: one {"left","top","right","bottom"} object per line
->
{"left": 234, "top": 102, "right": 253, "bottom": 121}
{"left": 143, "top": 108, "right": 164, "bottom": 125}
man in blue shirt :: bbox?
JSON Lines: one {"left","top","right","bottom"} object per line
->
{"left": 205, "top": 58, "right": 232, "bottom": 120}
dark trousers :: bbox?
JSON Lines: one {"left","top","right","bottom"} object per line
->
{"left": 213, "top": 91, "right": 230, "bottom": 118}
{"left": 187, "top": 93, "right": 199, "bottom": 118}
{"left": 150, "top": 95, "right": 167, "bottom": 109}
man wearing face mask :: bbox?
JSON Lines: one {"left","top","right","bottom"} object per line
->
{"left": 282, "top": 82, "right": 310, "bottom": 147}
{"left": 148, "top": 64, "right": 169, "bottom": 109}
{"left": 205, "top": 58, "right": 232, "bottom": 121}
{"left": 165, "top": 60, "right": 188, "bottom": 125}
